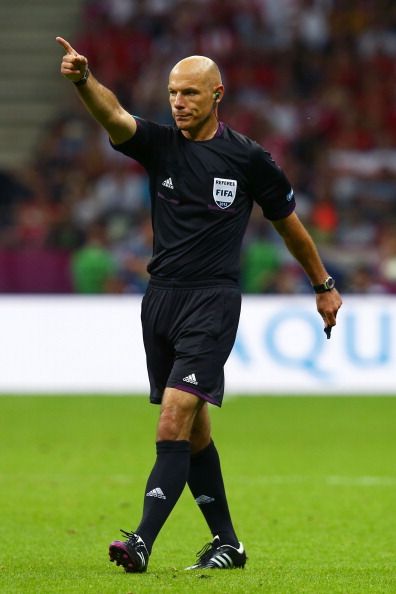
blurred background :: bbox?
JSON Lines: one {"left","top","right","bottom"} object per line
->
{"left": 1, "top": 0, "right": 396, "bottom": 296}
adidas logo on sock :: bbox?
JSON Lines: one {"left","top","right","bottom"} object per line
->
{"left": 146, "top": 487, "right": 166, "bottom": 499}
{"left": 183, "top": 373, "right": 198, "bottom": 385}
{"left": 195, "top": 494, "right": 215, "bottom": 505}
{"left": 162, "top": 177, "right": 174, "bottom": 189}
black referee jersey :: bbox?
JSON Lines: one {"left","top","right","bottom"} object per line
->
{"left": 111, "top": 118, "right": 295, "bottom": 286}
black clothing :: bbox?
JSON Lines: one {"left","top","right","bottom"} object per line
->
{"left": 110, "top": 115, "right": 295, "bottom": 560}
{"left": 112, "top": 119, "right": 295, "bottom": 286}
{"left": 136, "top": 440, "right": 191, "bottom": 553}
{"left": 188, "top": 440, "right": 239, "bottom": 547}
{"left": 141, "top": 281, "right": 241, "bottom": 406}
{"left": 112, "top": 118, "right": 294, "bottom": 404}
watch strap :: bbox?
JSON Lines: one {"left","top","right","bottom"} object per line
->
{"left": 73, "top": 68, "right": 90, "bottom": 87}
{"left": 313, "top": 276, "right": 335, "bottom": 294}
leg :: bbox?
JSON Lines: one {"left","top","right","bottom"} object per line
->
{"left": 109, "top": 387, "right": 203, "bottom": 572}
{"left": 189, "top": 400, "right": 211, "bottom": 454}
{"left": 134, "top": 388, "right": 203, "bottom": 551}
{"left": 188, "top": 404, "right": 239, "bottom": 547}
{"left": 156, "top": 387, "right": 205, "bottom": 441}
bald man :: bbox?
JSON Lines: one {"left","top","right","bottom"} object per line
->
{"left": 56, "top": 38, "right": 342, "bottom": 573}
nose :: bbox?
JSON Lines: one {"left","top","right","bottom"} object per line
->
{"left": 174, "top": 92, "right": 185, "bottom": 109}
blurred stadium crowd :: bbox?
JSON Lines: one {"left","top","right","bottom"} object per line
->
{"left": 1, "top": 0, "right": 396, "bottom": 294}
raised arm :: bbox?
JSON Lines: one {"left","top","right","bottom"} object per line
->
{"left": 56, "top": 36, "right": 136, "bottom": 145}
{"left": 272, "top": 211, "right": 342, "bottom": 330}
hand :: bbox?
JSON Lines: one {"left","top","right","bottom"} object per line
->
{"left": 56, "top": 36, "right": 88, "bottom": 82}
{"left": 316, "top": 288, "right": 342, "bottom": 333}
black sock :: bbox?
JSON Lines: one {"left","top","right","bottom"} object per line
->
{"left": 188, "top": 440, "right": 239, "bottom": 547}
{"left": 135, "top": 440, "right": 190, "bottom": 553}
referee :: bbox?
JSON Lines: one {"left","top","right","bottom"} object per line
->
{"left": 57, "top": 37, "right": 342, "bottom": 573}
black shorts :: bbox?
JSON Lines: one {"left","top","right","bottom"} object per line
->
{"left": 141, "top": 279, "right": 241, "bottom": 407}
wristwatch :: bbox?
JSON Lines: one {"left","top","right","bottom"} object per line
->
{"left": 312, "top": 276, "right": 335, "bottom": 294}
{"left": 74, "top": 68, "right": 90, "bottom": 87}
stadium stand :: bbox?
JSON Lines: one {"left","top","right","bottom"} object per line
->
{"left": 1, "top": 0, "right": 396, "bottom": 295}
{"left": 0, "top": 0, "right": 84, "bottom": 167}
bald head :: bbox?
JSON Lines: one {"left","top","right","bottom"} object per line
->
{"left": 168, "top": 55, "right": 224, "bottom": 140}
{"left": 170, "top": 55, "right": 222, "bottom": 89}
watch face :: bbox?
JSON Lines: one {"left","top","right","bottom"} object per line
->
{"left": 325, "top": 277, "right": 335, "bottom": 290}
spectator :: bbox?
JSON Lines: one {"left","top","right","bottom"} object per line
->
{"left": 71, "top": 221, "right": 120, "bottom": 293}
{"left": 2, "top": 0, "right": 396, "bottom": 294}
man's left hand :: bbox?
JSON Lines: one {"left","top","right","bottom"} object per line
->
{"left": 316, "top": 289, "right": 342, "bottom": 334}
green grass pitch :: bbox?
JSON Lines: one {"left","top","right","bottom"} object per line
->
{"left": 0, "top": 395, "right": 395, "bottom": 594}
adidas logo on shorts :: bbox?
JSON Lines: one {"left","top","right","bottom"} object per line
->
{"left": 162, "top": 177, "right": 174, "bottom": 189}
{"left": 183, "top": 373, "right": 198, "bottom": 385}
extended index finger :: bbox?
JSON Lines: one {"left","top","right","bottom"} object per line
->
{"left": 56, "top": 36, "right": 77, "bottom": 56}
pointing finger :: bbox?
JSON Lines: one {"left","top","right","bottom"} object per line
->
{"left": 56, "top": 36, "right": 77, "bottom": 56}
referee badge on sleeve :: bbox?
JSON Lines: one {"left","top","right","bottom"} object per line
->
{"left": 213, "top": 177, "right": 237, "bottom": 209}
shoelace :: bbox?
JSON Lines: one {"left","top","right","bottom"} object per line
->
{"left": 120, "top": 529, "right": 139, "bottom": 545}
{"left": 196, "top": 540, "right": 216, "bottom": 562}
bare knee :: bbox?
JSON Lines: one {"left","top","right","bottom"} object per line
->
{"left": 156, "top": 388, "right": 203, "bottom": 442}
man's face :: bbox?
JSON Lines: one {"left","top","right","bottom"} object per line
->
{"left": 168, "top": 69, "right": 215, "bottom": 134}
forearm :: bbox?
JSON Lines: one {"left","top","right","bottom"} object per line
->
{"left": 74, "top": 72, "right": 135, "bottom": 142}
{"left": 56, "top": 36, "right": 135, "bottom": 144}
{"left": 272, "top": 212, "right": 328, "bottom": 285}
{"left": 273, "top": 212, "right": 342, "bottom": 328}
{"left": 76, "top": 72, "right": 118, "bottom": 123}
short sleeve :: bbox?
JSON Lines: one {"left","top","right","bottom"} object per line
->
{"left": 249, "top": 145, "right": 295, "bottom": 220}
{"left": 110, "top": 117, "right": 170, "bottom": 170}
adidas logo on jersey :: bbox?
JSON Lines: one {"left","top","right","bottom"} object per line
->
{"left": 162, "top": 177, "right": 174, "bottom": 189}
{"left": 146, "top": 487, "right": 166, "bottom": 499}
{"left": 195, "top": 494, "right": 215, "bottom": 505}
{"left": 183, "top": 373, "right": 198, "bottom": 385}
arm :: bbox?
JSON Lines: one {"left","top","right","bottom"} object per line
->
{"left": 56, "top": 37, "right": 136, "bottom": 145}
{"left": 272, "top": 211, "right": 342, "bottom": 329}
